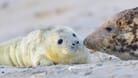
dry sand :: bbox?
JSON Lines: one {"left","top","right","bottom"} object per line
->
{"left": 0, "top": 0, "right": 138, "bottom": 78}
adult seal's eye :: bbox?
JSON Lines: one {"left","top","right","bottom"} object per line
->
{"left": 105, "top": 27, "right": 112, "bottom": 32}
{"left": 58, "top": 39, "right": 63, "bottom": 45}
{"left": 72, "top": 33, "right": 76, "bottom": 37}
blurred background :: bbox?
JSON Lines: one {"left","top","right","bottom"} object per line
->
{"left": 0, "top": 0, "right": 138, "bottom": 42}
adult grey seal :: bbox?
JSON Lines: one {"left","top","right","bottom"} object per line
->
{"left": 84, "top": 7, "right": 138, "bottom": 60}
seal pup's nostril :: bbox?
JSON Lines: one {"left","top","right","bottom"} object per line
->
{"left": 72, "top": 41, "right": 79, "bottom": 46}
{"left": 72, "top": 43, "right": 75, "bottom": 46}
{"left": 76, "top": 41, "right": 79, "bottom": 44}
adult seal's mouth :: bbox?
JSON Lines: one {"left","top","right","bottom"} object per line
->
{"left": 83, "top": 34, "right": 106, "bottom": 51}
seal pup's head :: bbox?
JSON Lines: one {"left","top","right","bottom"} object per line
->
{"left": 44, "top": 26, "right": 88, "bottom": 64}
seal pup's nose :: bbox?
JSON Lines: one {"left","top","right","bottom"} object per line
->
{"left": 72, "top": 41, "right": 80, "bottom": 46}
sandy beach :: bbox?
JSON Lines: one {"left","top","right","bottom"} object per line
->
{"left": 0, "top": 0, "right": 138, "bottom": 78}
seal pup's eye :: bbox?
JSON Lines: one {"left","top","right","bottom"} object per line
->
{"left": 58, "top": 39, "right": 63, "bottom": 45}
{"left": 105, "top": 27, "right": 112, "bottom": 32}
{"left": 72, "top": 33, "right": 76, "bottom": 37}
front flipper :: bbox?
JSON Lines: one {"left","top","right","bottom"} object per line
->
{"left": 39, "top": 56, "right": 54, "bottom": 66}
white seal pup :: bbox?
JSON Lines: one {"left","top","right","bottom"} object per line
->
{"left": 0, "top": 26, "right": 89, "bottom": 67}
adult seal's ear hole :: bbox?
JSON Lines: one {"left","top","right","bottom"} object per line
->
{"left": 58, "top": 39, "right": 63, "bottom": 45}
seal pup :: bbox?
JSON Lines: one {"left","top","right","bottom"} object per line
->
{"left": 0, "top": 26, "right": 89, "bottom": 67}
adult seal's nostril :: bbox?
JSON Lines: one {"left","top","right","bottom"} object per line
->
{"left": 83, "top": 38, "right": 87, "bottom": 46}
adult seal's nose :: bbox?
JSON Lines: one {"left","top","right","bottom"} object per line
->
{"left": 83, "top": 38, "right": 88, "bottom": 46}
{"left": 83, "top": 38, "right": 93, "bottom": 49}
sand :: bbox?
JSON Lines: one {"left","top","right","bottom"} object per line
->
{"left": 0, "top": 0, "right": 138, "bottom": 78}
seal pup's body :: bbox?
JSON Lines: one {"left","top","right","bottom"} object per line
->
{"left": 0, "top": 27, "right": 88, "bottom": 67}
